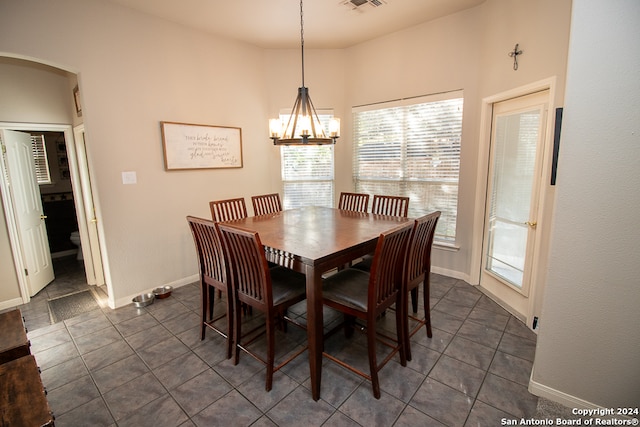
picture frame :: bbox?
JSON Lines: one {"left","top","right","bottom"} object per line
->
{"left": 160, "top": 121, "right": 243, "bottom": 170}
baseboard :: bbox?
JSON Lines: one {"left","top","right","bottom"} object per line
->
{"left": 529, "top": 376, "right": 598, "bottom": 410}
{"left": 431, "top": 266, "right": 469, "bottom": 283}
{"left": 0, "top": 297, "right": 26, "bottom": 311}
{"left": 113, "top": 274, "right": 199, "bottom": 308}
{"left": 51, "top": 249, "right": 77, "bottom": 259}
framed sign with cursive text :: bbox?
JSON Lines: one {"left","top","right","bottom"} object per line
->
{"left": 160, "top": 121, "right": 243, "bottom": 170}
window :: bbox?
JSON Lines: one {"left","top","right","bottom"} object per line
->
{"left": 280, "top": 111, "right": 335, "bottom": 209}
{"left": 31, "top": 134, "right": 52, "bottom": 185}
{"left": 353, "top": 91, "right": 463, "bottom": 243}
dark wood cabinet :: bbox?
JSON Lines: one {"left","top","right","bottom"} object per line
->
{"left": 0, "top": 309, "right": 30, "bottom": 365}
{"left": 0, "top": 355, "right": 55, "bottom": 426}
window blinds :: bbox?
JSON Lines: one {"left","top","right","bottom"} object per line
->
{"left": 31, "top": 134, "right": 52, "bottom": 185}
{"left": 353, "top": 92, "right": 463, "bottom": 242}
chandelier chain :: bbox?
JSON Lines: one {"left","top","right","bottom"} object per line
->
{"left": 300, "top": 0, "right": 305, "bottom": 87}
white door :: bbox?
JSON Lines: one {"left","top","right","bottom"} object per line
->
{"left": 480, "top": 90, "right": 548, "bottom": 320}
{"left": 70, "top": 125, "right": 105, "bottom": 286}
{"left": 1, "top": 129, "right": 54, "bottom": 296}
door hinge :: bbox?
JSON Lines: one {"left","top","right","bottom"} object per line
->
{"left": 532, "top": 316, "right": 539, "bottom": 330}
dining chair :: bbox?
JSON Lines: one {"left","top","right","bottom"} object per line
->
{"left": 186, "top": 216, "right": 233, "bottom": 359}
{"left": 216, "top": 223, "right": 307, "bottom": 392}
{"left": 338, "top": 192, "right": 369, "bottom": 213}
{"left": 371, "top": 195, "right": 410, "bottom": 217}
{"left": 402, "top": 211, "right": 440, "bottom": 361}
{"left": 321, "top": 222, "right": 413, "bottom": 399}
{"left": 251, "top": 193, "right": 282, "bottom": 216}
{"left": 352, "top": 195, "right": 410, "bottom": 271}
{"left": 209, "top": 197, "right": 248, "bottom": 222}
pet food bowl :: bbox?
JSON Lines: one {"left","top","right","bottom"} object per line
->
{"left": 132, "top": 293, "right": 155, "bottom": 307}
{"left": 153, "top": 286, "right": 173, "bottom": 299}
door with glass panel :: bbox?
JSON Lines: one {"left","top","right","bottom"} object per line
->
{"left": 481, "top": 90, "right": 548, "bottom": 318}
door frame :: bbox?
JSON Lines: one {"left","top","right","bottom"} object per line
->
{"left": 70, "top": 124, "right": 105, "bottom": 287}
{"left": 470, "top": 77, "right": 559, "bottom": 330}
{"left": 0, "top": 122, "right": 106, "bottom": 304}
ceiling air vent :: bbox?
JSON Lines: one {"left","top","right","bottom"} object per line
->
{"left": 343, "top": 0, "right": 386, "bottom": 10}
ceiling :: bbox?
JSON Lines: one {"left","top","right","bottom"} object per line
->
{"left": 105, "top": 0, "right": 486, "bottom": 49}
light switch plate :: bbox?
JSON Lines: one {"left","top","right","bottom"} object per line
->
{"left": 122, "top": 171, "right": 137, "bottom": 184}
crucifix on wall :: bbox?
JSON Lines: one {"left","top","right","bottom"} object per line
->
{"left": 508, "top": 43, "right": 523, "bottom": 70}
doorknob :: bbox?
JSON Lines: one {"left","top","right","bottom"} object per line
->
{"left": 40, "top": 215, "right": 47, "bottom": 220}
{"left": 525, "top": 221, "right": 537, "bottom": 228}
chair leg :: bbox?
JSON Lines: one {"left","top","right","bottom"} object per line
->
{"left": 367, "top": 319, "right": 381, "bottom": 399}
{"left": 233, "top": 299, "right": 242, "bottom": 365}
{"left": 423, "top": 283, "right": 432, "bottom": 338}
{"left": 225, "top": 297, "right": 234, "bottom": 359}
{"left": 209, "top": 286, "right": 216, "bottom": 321}
{"left": 201, "top": 286, "right": 208, "bottom": 340}
{"left": 344, "top": 314, "right": 355, "bottom": 338}
{"left": 404, "top": 289, "right": 414, "bottom": 361}
{"left": 265, "top": 315, "right": 275, "bottom": 392}
{"left": 410, "top": 287, "right": 419, "bottom": 313}
{"left": 395, "top": 301, "right": 407, "bottom": 367}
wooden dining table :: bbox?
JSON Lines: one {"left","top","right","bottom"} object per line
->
{"left": 223, "top": 206, "right": 412, "bottom": 401}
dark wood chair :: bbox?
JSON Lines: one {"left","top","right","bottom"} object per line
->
{"left": 217, "top": 223, "right": 307, "bottom": 392}
{"left": 321, "top": 223, "right": 413, "bottom": 399}
{"left": 209, "top": 197, "right": 248, "bottom": 222}
{"left": 186, "top": 216, "right": 233, "bottom": 359}
{"left": 353, "top": 195, "right": 410, "bottom": 271}
{"left": 402, "top": 211, "right": 440, "bottom": 361}
{"left": 372, "top": 195, "right": 409, "bottom": 217}
{"left": 338, "top": 192, "right": 369, "bottom": 212}
{"left": 251, "top": 193, "right": 282, "bottom": 216}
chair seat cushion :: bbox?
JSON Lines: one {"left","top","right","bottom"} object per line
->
{"left": 322, "top": 268, "right": 370, "bottom": 312}
{"left": 270, "top": 267, "right": 307, "bottom": 306}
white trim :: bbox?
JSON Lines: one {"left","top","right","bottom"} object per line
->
{"left": 470, "top": 77, "right": 558, "bottom": 325}
{"left": 0, "top": 297, "right": 25, "bottom": 311}
{"left": 1, "top": 123, "right": 74, "bottom": 304}
{"left": 529, "top": 375, "right": 601, "bottom": 410}
{"left": 51, "top": 249, "right": 77, "bottom": 259}
{"left": 352, "top": 89, "right": 464, "bottom": 113}
{"left": 431, "top": 266, "right": 469, "bottom": 283}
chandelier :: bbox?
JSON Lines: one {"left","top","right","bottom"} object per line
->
{"left": 269, "top": 0, "right": 340, "bottom": 145}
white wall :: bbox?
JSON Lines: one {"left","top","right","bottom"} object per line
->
{"left": 0, "top": 0, "right": 572, "bottom": 309}
{"left": 531, "top": 0, "right": 640, "bottom": 408}
{"left": 0, "top": 57, "right": 74, "bottom": 307}
{"left": 0, "top": 0, "right": 273, "bottom": 307}
{"left": 342, "top": 0, "right": 571, "bottom": 277}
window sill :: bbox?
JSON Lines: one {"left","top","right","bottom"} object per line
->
{"left": 434, "top": 241, "right": 460, "bottom": 252}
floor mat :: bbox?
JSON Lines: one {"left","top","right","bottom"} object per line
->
{"left": 48, "top": 290, "right": 99, "bottom": 323}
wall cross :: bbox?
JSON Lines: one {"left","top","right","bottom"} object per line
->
{"left": 508, "top": 43, "right": 523, "bottom": 70}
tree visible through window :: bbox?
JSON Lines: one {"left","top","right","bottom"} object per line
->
{"left": 352, "top": 91, "right": 463, "bottom": 243}
{"left": 280, "top": 111, "right": 335, "bottom": 209}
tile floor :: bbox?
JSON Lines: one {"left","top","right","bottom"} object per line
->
{"left": 8, "top": 256, "right": 542, "bottom": 426}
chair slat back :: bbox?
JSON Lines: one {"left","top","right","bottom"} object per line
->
{"left": 210, "top": 198, "right": 248, "bottom": 222}
{"left": 404, "top": 211, "right": 441, "bottom": 289}
{"left": 338, "top": 192, "right": 369, "bottom": 212}
{"left": 252, "top": 193, "right": 282, "bottom": 216}
{"left": 368, "top": 223, "right": 413, "bottom": 312}
{"left": 187, "top": 216, "right": 228, "bottom": 286}
{"left": 217, "top": 223, "right": 271, "bottom": 310}
{"left": 371, "top": 195, "right": 410, "bottom": 217}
